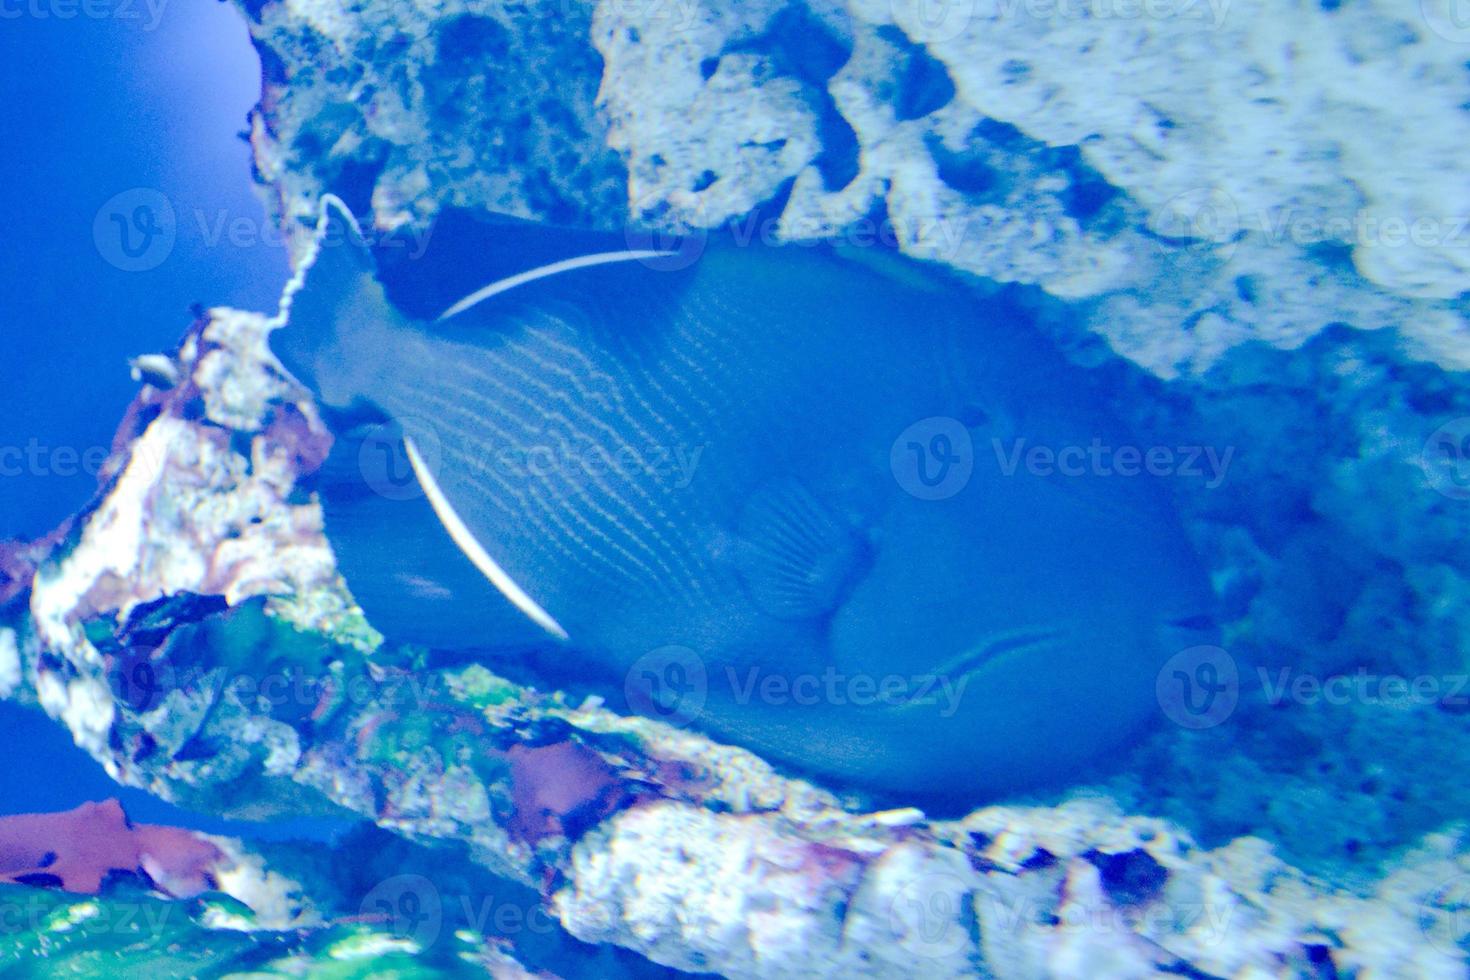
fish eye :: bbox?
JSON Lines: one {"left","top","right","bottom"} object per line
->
{"left": 957, "top": 402, "right": 991, "bottom": 428}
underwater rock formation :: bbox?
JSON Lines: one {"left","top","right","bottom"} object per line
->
{"left": 230, "top": 0, "right": 1470, "bottom": 858}
{"left": 230, "top": 0, "right": 1470, "bottom": 879}
{"left": 239, "top": 0, "right": 1469, "bottom": 377}
{"left": 0, "top": 297, "right": 1463, "bottom": 976}
{"left": 0, "top": 831, "right": 550, "bottom": 977}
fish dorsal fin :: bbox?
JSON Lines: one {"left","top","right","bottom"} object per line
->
{"left": 270, "top": 195, "right": 404, "bottom": 410}
{"left": 313, "top": 420, "right": 568, "bottom": 649}
{"left": 734, "top": 480, "right": 871, "bottom": 622}
{"left": 435, "top": 248, "right": 676, "bottom": 321}
{"left": 274, "top": 194, "right": 374, "bottom": 328}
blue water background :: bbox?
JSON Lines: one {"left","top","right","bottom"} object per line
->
{"left": 0, "top": 3, "right": 334, "bottom": 836}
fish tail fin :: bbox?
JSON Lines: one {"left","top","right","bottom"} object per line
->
{"left": 270, "top": 195, "right": 400, "bottom": 408}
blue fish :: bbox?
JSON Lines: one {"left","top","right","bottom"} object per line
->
{"left": 270, "top": 197, "right": 1216, "bottom": 802}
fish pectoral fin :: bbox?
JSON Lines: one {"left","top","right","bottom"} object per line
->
{"left": 734, "top": 479, "right": 872, "bottom": 622}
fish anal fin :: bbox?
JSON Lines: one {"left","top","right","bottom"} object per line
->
{"left": 313, "top": 422, "right": 563, "bottom": 651}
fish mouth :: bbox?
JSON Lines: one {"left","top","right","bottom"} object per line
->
{"left": 1158, "top": 611, "right": 1222, "bottom": 648}
{"left": 870, "top": 625, "right": 1067, "bottom": 716}
{"left": 935, "top": 625, "right": 1066, "bottom": 676}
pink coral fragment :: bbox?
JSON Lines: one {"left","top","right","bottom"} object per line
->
{"left": 0, "top": 799, "right": 225, "bottom": 898}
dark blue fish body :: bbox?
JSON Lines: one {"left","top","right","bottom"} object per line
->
{"left": 273, "top": 199, "right": 1215, "bottom": 801}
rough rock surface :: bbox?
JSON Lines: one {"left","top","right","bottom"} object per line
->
{"left": 0, "top": 290, "right": 1463, "bottom": 977}
{"left": 241, "top": 0, "right": 1469, "bottom": 377}
{"left": 231, "top": 7, "right": 1470, "bottom": 881}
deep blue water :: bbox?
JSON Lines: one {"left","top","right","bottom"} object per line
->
{"left": 0, "top": 0, "right": 284, "bottom": 540}
{"left": 0, "top": 2, "right": 318, "bottom": 833}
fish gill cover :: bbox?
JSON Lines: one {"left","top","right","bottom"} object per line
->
{"left": 2, "top": 0, "right": 1470, "bottom": 978}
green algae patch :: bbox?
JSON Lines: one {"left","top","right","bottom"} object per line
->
{"left": 0, "top": 884, "right": 507, "bottom": 979}
{"left": 443, "top": 664, "right": 518, "bottom": 710}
